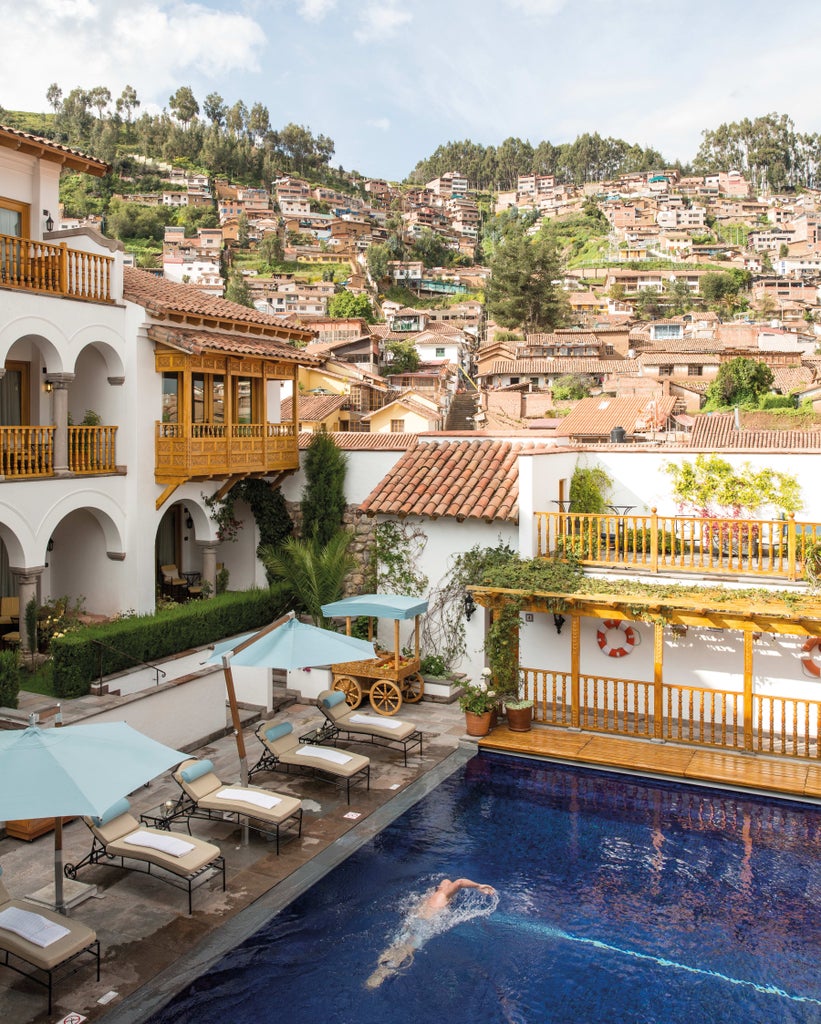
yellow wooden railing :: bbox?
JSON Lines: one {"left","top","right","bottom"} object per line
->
{"left": 521, "top": 666, "right": 821, "bottom": 759}
{"left": 155, "top": 420, "right": 298, "bottom": 481}
{"left": 537, "top": 510, "right": 821, "bottom": 581}
{"left": 0, "top": 425, "right": 54, "bottom": 477}
{"left": 68, "top": 425, "right": 118, "bottom": 473}
{"left": 0, "top": 233, "right": 113, "bottom": 302}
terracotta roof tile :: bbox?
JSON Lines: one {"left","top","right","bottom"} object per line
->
{"left": 298, "top": 431, "right": 416, "bottom": 450}
{"left": 282, "top": 394, "right": 347, "bottom": 421}
{"left": 147, "top": 325, "right": 316, "bottom": 363}
{"left": 359, "top": 439, "right": 544, "bottom": 523}
{"left": 124, "top": 267, "right": 314, "bottom": 339}
{"left": 479, "top": 358, "right": 632, "bottom": 376}
{"left": 0, "top": 125, "right": 108, "bottom": 174}
{"left": 690, "top": 413, "right": 821, "bottom": 450}
{"left": 553, "top": 395, "right": 677, "bottom": 438}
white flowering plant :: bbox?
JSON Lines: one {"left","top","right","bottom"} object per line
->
{"left": 458, "top": 669, "right": 498, "bottom": 714}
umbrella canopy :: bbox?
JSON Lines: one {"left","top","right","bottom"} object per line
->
{"left": 0, "top": 721, "right": 188, "bottom": 912}
{"left": 207, "top": 616, "right": 376, "bottom": 669}
{"left": 321, "top": 593, "right": 429, "bottom": 620}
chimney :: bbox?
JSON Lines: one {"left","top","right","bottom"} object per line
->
{"left": 733, "top": 406, "right": 741, "bottom": 430}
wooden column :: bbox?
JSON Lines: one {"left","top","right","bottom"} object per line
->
{"left": 570, "top": 613, "right": 581, "bottom": 729}
{"left": 653, "top": 621, "right": 664, "bottom": 739}
{"left": 743, "top": 629, "right": 754, "bottom": 751}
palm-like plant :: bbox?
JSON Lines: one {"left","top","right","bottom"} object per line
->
{"left": 260, "top": 531, "right": 356, "bottom": 626}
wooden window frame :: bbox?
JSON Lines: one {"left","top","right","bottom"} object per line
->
{"left": 0, "top": 197, "right": 31, "bottom": 237}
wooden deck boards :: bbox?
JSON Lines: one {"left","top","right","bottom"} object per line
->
{"left": 480, "top": 724, "right": 821, "bottom": 802}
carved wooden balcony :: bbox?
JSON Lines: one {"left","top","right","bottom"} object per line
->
{"left": 0, "top": 232, "right": 113, "bottom": 303}
{"left": 155, "top": 421, "right": 298, "bottom": 483}
{"left": 0, "top": 425, "right": 118, "bottom": 478}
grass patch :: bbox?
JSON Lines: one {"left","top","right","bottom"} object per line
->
{"left": 17, "top": 660, "right": 56, "bottom": 698}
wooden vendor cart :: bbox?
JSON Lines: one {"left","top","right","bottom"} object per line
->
{"left": 320, "top": 594, "right": 429, "bottom": 716}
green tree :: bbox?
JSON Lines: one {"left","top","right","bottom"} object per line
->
{"left": 704, "top": 357, "right": 774, "bottom": 409}
{"left": 409, "top": 228, "right": 452, "bottom": 268}
{"left": 46, "top": 82, "right": 62, "bottom": 114}
{"left": 383, "top": 339, "right": 420, "bottom": 375}
{"left": 636, "top": 288, "right": 663, "bottom": 320}
{"left": 569, "top": 466, "right": 612, "bottom": 514}
{"left": 116, "top": 84, "right": 139, "bottom": 126}
{"left": 237, "top": 212, "right": 250, "bottom": 248}
{"left": 224, "top": 270, "right": 254, "bottom": 308}
{"left": 203, "top": 91, "right": 226, "bottom": 128}
{"left": 301, "top": 430, "right": 348, "bottom": 547}
{"left": 366, "top": 243, "right": 390, "bottom": 282}
{"left": 259, "top": 232, "right": 284, "bottom": 265}
{"left": 327, "top": 291, "right": 374, "bottom": 322}
{"left": 169, "top": 86, "right": 199, "bottom": 127}
{"left": 88, "top": 85, "right": 112, "bottom": 121}
{"left": 552, "top": 374, "right": 592, "bottom": 400}
{"left": 485, "top": 219, "right": 569, "bottom": 332}
{"left": 261, "top": 533, "right": 356, "bottom": 626}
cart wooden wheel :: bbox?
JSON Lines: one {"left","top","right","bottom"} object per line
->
{"left": 370, "top": 678, "right": 403, "bottom": 716}
{"left": 403, "top": 672, "right": 424, "bottom": 703}
{"left": 333, "top": 674, "right": 363, "bottom": 709}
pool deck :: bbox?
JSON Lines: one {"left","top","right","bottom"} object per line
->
{"left": 481, "top": 724, "right": 821, "bottom": 801}
{"left": 5, "top": 708, "right": 821, "bottom": 1023}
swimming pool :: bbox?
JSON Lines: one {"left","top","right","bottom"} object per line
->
{"left": 147, "top": 753, "right": 821, "bottom": 1024}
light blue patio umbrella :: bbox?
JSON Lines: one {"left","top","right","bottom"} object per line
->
{"left": 206, "top": 612, "right": 377, "bottom": 785}
{"left": 0, "top": 721, "right": 189, "bottom": 913}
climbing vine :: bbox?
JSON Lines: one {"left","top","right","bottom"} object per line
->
{"left": 204, "top": 480, "right": 293, "bottom": 580}
{"left": 372, "top": 521, "right": 429, "bottom": 596}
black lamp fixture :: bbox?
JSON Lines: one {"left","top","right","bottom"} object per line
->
{"left": 184, "top": 508, "right": 194, "bottom": 530}
{"left": 464, "top": 592, "right": 477, "bottom": 621}
{"left": 553, "top": 613, "right": 566, "bottom": 634}
{"left": 43, "top": 209, "right": 54, "bottom": 232}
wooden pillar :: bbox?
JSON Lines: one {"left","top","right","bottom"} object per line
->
{"left": 743, "top": 629, "right": 754, "bottom": 751}
{"left": 570, "top": 613, "right": 581, "bottom": 729}
{"left": 653, "top": 621, "right": 664, "bottom": 739}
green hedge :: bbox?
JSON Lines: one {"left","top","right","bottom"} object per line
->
{"left": 0, "top": 649, "right": 19, "bottom": 708}
{"left": 52, "top": 589, "right": 284, "bottom": 699}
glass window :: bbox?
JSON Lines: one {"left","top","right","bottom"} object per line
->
{"left": 162, "top": 373, "right": 179, "bottom": 423}
{"left": 212, "top": 375, "right": 224, "bottom": 424}
{"left": 235, "top": 377, "right": 253, "bottom": 423}
{"left": 390, "top": 419, "right": 405, "bottom": 433}
{"left": 192, "top": 374, "right": 205, "bottom": 422}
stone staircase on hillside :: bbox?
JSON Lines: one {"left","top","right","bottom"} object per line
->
{"left": 446, "top": 391, "right": 479, "bottom": 431}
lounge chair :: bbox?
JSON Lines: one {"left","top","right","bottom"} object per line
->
{"left": 172, "top": 757, "right": 303, "bottom": 853}
{"left": 316, "top": 690, "right": 423, "bottom": 766}
{"left": 65, "top": 797, "right": 225, "bottom": 914}
{"left": 0, "top": 596, "right": 19, "bottom": 627}
{"left": 0, "top": 866, "right": 100, "bottom": 1013}
{"left": 249, "top": 720, "right": 370, "bottom": 804}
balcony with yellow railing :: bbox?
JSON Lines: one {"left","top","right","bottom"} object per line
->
{"left": 0, "top": 425, "right": 118, "bottom": 478}
{"left": 0, "top": 233, "right": 114, "bottom": 303}
{"left": 155, "top": 420, "right": 298, "bottom": 483}
{"left": 537, "top": 509, "right": 821, "bottom": 582}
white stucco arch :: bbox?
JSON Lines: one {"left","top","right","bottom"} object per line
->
{"left": 67, "top": 324, "right": 126, "bottom": 379}
{"left": 0, "top": 503, "right": 36, "bottom": 566}
{"left": 38, "top": 490, "right": 126, "bottom": 558}
{"left": 0, "top": 316, "right": 68, "bottom": 372}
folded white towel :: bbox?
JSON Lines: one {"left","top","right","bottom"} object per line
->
{"left": 295, "top": 744, "right": 352, "bottom": 765}
{"left": 124, "top": 829, "right": 196, "bottom": 858}
{"left": 349, "top": 713, "right": 404, "bottom": 730}
{"left": 217, "top": 787, "right": 281, "bottom": 809}
{"left": 0, "top": 906, "right": 70, "bottom": 948}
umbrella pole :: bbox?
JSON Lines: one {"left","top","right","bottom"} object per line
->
{"left": 222, "top": 655, "right": 250, "bottom": 846}
{"left": 54, "top": 818, "right": 65, "bottom": 915}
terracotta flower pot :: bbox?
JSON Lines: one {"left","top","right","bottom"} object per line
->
{"left": 505, "top": 704, "right": 533, "bottom": 732}
{"left": 464, "top": 710, "right": 493, "bottom": 737}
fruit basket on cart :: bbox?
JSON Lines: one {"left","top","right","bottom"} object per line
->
{"left": 320, "top": 594, "right": 429, "bottom": 716}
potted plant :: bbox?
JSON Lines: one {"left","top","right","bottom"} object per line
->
{"left": 504, "top": 697, "right": 533, "bottom": 732}
{"left": 458, "top": 674, "right": 498, "bottom": 737}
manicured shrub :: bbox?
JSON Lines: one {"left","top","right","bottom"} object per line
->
{"left": 0, "top": 649, "right": 19, "bottom": 709}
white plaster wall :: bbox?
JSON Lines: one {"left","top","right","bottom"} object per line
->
{"left": 280, "top": 447, "right": 408, "bottom": 506}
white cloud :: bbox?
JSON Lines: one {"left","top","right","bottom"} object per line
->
{"left": 503, "top": 0, "right": 567, "bottom": 14}
{"left": 296, "top": 0, "right": 336, "bottom": 21}
{"left": 354, "top": 2, "right": 411, "bottom": 43}
{"left": 366, "top": 117, "right": 391, "bottom": 132}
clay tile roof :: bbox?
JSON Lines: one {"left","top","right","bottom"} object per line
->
{"left": 553, "top": 395, "right": 677, "bottom": 437}
{"left": 359, "top": 439, "right": 542, "bottom": 523}
{"left": 146, "top": 325, "right": 316, "bottom": 363}
{"left": 0, "top": 125, "right": 109, "bottom": 175}
{"left": 282, "top": 394, "right": 347, "bottom": 421}
{"left": 298, "top": 431, "right": 415, "bottom": 451}
{"left": 124, "top": 267, "right": 314, "bottom": 339}
{"left": 638, "top": 352, "right": 721, "bottom": 365}
{"left": 690, "top": 413, "right": 821, "bottom": 450}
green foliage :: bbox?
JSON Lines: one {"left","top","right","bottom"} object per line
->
{"left": 486, "top": 219, "right": 570, "bottom": 333}
{"left": 366, "top": 243, "right": 390, "bottom": 282}
{"left": 224, "top": 270, "right": 254, "bottom": 308}
{"left": 327, "top": 291, "right": 375, "bottom": 322}
{"left": 383, "top": 339, "right": 420, "bottom": 375}
{"left": 420, "top": 653, "right": 448, "bottom": 677}
{"left": 666, "top": 454, "right": 802, "bottom": 516}
{"left": 24, "top": 598, "right": 39, "bottom": 658}
{"left": 51, "top": 589, "right": 280, "bottom": 698}
{"left": 205, "top": 481, "right": 293, "bottom": 578}
{"left": 552, "top": 374, "right": 592, "bottom": 400}
{"left": 704, "top": 356, "right": 774, "bottom": 409}
{"left": 758, "top": 394, "right": 795, "bottom": 410}
{"left": 484, "top": 602, "right": 524, "bottom": 696}
{"left": 458, "top": 676, "right": 499, "bottom": 714}
{"left": 0, "top": 650, "right": 19, "bottom": 709}
{"left": 408, "top": 228, "right": 455, "bottom": 268}
{"left": 569, "top": 466, "right": 612, "bottom": 514}
{"left": 373, "top": 521, "right": 429, "bottom": 596}
{"left": 261, "top": 533, "right": 356, "bottom": 626}
{"left": 301, "top": 430, "right": 347, "bottom": 546}
{"left": 216, "top": 565, "right": 230, "bottom": 594}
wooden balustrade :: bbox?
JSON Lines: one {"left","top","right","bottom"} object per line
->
{"left": 67, "top": 425, "right": 118, "bottom": 473}
{"left": 0, "top": 425, "right": 54, "bottom": 477}
{"left": 521, "top": 665, "right": 821, "bottom": 760}
{"left": 155, "top": 420, "right": 298, "bottom": 482}
{"left": 1, "top": 233, "right": 113, "bottom": 302}
{"left": 537, "top": 510, "right": 820, "bottom": 582}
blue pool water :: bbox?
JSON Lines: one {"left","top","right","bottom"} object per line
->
{"left": 148, "top": 754, "right": 821, "bottom": 1023}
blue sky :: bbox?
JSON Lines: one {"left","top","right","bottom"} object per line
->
{"left": 3, "top": 0, "right": 821, "bottom": 182}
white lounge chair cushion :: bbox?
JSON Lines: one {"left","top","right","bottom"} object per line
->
{"left": 124, "top": 830, "right": 196, "bottom": 858}
{"left": 216, "top": 787, "right": 281, "bottom": 809}
{"left": 294, "top": 744, "right": 352, "bottom": 765}
{"left": 0, "top": 906, "right": 70, "bottom": 948}
{"left": 349, "top": 713, "right": 405, "bottom": 730}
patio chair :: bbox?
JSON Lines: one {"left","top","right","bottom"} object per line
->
{"left": 171, "top": 757, "right": 303, "bottom": 854}
{"left": 65, "top": 797, "right": 225, "bottom": 915}
{"left": 249, "top": 720, "right": 370, "bottom": 804}
{"left": 0, "top": 596, "right": 19, "bottom": 627}
{"left": 159, "top": 564, "right": 190, "bottom": 601}
{"left": 316, "top": 690, "right": 423, "bottom": 767}
{"left": 0, "top": 866, "right": 100, "bottom": 1013}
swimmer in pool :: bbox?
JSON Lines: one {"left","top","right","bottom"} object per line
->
{"left": 366, "top": 878, "right": 496, "bottom": 989}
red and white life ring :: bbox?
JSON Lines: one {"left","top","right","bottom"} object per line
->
{"left": 800, "top": 638, "right": 821, "bottom": 678}
{"left": 597, "top": 619, "right": 638, "bottom": 658}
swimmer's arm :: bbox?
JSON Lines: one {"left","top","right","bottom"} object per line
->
{"left": 452, "top": 878, "right": 497, "bottom": 895}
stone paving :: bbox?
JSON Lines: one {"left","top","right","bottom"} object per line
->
{"left": 0, "top": 697, "right": 471, "bottom": 1023}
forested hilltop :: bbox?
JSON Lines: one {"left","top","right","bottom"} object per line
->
{"left": 3, "top": 84, "right": 819, "bottom": 197}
